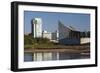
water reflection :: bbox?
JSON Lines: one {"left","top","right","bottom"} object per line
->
{"left": 24, "top": 52, "right": 90, "bottom": 62}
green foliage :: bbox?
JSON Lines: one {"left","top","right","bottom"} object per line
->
{"left": 24, "top": 35, "right": 53, "bottom": 46}
{"left": 24, "top": 35, "right": 34, "bottom": 45}
{"left": 24, "top": 45, "right": 34, "bottom": 49}
{"left": 33, "top": 37, "right": 50, "bottom": 44}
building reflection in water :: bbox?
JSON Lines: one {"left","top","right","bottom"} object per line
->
{"left": 24, "top": 52, "right": 90, "bottom": 62}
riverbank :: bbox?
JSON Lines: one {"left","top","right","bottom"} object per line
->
{"left": 25, "top": 44, "right": 90, "bottom": 54}
{"left": 25, "top": 43, "right": 90, "bottom": 49}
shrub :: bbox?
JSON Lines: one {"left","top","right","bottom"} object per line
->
{"left": 24, "top": 35, "right": 52, "bottom": 45}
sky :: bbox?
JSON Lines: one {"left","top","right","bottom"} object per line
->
{"left": 24, "top": 11, "right": 90, "bottom": 34}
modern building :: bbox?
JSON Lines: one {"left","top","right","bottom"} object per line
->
{"left": 51, "top": 31, "right": 59, "bottom": 43}
{"left": 58, "top": 21, "right": 80, "bottom": 45}
{"left": 42, "top": 30, "right": 59, "bottom": 43}
{"left": 52, "top": 30, "right": 59, "bottom": 41}
{"left": 31, "top": 18, "right": 89, "bottom": 44}
{"left": 31, "top": 18, "right": 42, "bottom": 38}
{"left": 42, "top": 30, "right": 52, "bottom": 40}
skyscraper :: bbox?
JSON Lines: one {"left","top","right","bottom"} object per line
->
{"left": 31, "top": 18, "right": 42, "bottom": 38}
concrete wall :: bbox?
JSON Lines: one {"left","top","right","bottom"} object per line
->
{"left": 80, "top": 38, "right": 90, "bottom": 44}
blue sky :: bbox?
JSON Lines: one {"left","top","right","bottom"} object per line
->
{"left": 24, "top": 11, "right": 90, "bottom": 33}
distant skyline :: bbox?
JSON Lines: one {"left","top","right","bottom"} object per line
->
{"left": 24, "top": 11, "right": 90, "bottom": 34}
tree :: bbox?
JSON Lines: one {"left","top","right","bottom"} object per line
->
{"left": 24, "top": 35, "right": 51, "bottom": 45}
{"left": 24, "top": 35, "right": 34, "bottom": 45}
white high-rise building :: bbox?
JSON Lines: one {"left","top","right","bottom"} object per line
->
{"left": 31, "top": 18, "right": 42, "bottom": 38}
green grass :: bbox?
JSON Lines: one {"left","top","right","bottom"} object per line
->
{"left": 24, "top": 45, "right": 34, "bottom": 49}
{"left": 24, "top": 43, "right": 56, "bottom": 49}
{"left": 24, "top": 43, "right": 90, "bottom": 49}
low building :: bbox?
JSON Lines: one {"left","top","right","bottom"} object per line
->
{"left": 80, "top": 38, "right": 90, "bottom": 44}
{"left": 42, "top": 30, "right": 52, "bottom": 40}
{"left": 42, "top": 30, "right": 59, "bottom": 43}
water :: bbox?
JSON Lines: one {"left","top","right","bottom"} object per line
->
{"left": 24, "top": 52, "right": 90, "bottom": 62}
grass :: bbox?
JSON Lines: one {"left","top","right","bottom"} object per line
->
{"left": 24, "top": 43, "right": 90, "bottom": 49}
{"left": 24, "top": 45, "right": 34, "bottom": 49}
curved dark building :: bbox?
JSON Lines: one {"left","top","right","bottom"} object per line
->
{"left": 58, "top": 21, "right": 80, "bottom": 45}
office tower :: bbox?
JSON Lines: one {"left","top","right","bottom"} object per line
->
{"left": 31, "top": 18, "right": 42, "bottom": 38}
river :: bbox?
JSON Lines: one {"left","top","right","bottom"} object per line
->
{"left": 24, "top": 52, "right": 90, "bottom": 62}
